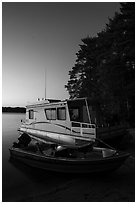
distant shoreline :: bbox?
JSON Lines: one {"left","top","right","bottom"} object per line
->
{"left": 2, "top": 107, "right": 26, "bottom": 113}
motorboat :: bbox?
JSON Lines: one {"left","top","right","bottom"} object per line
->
{"left": 9, "top": 97, "right": 130, "bottom": 173}
{"left": 18, "top": 97, "right": 126, "bottom": 148}
{"left": 18, "top": 98, "right": 97, "bottom": 148}
{"left": 9, "top": 140, "right": 130, "bottom": 174}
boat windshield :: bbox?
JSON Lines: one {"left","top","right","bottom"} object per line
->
{"left": 67, "top": 99, "right": 91, "bottom": 124}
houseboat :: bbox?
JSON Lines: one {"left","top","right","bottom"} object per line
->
{"left": 18, "top": 98, "right": 96, "bottom": 148}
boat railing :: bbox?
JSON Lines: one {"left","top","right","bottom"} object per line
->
{"left": 70, "top": 121, "right": 96, "bottom": 137}
{"left": 71, "top": 121, "right": 96, "bottom": 128}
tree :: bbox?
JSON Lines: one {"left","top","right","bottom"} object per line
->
{"left": 65, "top": 2, "right": 135, "bottom": 126}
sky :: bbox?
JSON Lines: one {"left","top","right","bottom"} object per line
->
{"left": 2, "top": 2, "right": 121, "bottom": 107}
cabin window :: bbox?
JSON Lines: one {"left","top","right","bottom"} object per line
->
{"left": 57, "top": 107, "right": 66, "bottom": 120}
{"left": 29, "top": 109, "right": 34, "bottom": 119}
{"left": 69, "top": 108, "right": 80, "bottom": 121}
{"left": 45, "top": 108, "right": 56, "bottom": 120}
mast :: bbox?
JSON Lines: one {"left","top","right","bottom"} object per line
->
{"left": 85, "top": 98, "right": 91, "bottom": 124}
{"left": 45, "top": 68, "right": 46, "bottom": 100}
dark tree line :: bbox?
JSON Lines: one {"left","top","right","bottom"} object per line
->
{"left": 65, "top": 3, "right": 135, "bottom": 126}
{"left": 2, "top": 107, "right": 26, "bottom": 113}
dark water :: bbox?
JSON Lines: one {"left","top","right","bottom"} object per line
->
{"left": 2, "top": 113, "right": 75, "bottom": 201}
{"left": 2, "top": 113, "right": 135, "bottom": 202}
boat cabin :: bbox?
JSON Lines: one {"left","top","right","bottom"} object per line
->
{"left": 20, "top": 98, "right": 96, "bottom": 148}
{"left": 25, "top": 98, "right": 96, "bottom": 124}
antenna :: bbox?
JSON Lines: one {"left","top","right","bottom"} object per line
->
{"left": 45, "top": 68, "right": 46, "bottom": 100}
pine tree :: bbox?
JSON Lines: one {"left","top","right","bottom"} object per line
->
{"left": 65, "top": 2, "right": 135, "bottom": 126}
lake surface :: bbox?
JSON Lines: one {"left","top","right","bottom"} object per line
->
{"left": 2, "top": 113, "right": 135, "bottom": 202}
{"left": 2, "top": 113, "right": 76, "bottom": 201}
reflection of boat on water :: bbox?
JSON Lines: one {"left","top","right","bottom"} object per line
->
{"left": 9, "top": 98, "right": 129, "bottom": 173}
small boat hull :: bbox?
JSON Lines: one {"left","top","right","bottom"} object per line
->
{"left": 9, "top": 147, "right": 130, "bottom": 174}
{"left": 18, "top": 127, "right": 95, "bottom": 148}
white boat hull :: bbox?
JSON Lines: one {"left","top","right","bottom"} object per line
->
{"left": 19, "top": 127, "right": 94, "bottom": 148}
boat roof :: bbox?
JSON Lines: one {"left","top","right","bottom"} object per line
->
{"left": 26, "top": 99, "right": 64, "bottom": 108}
{"left": 26, "top": 97, "right": 89, "bottom": 109}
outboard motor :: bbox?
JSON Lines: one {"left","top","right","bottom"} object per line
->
{"left": 13, "top": 133, "right": 31, "bottom": 148}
